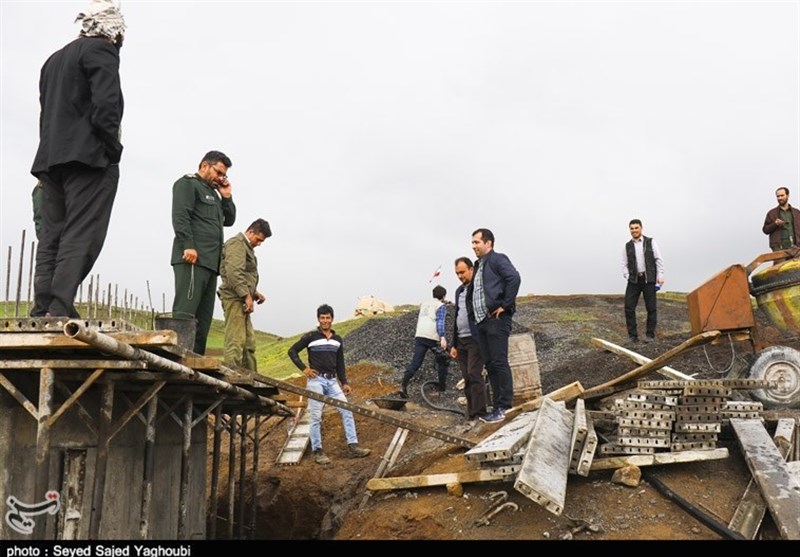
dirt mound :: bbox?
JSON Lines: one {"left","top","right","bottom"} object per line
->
{"left": 227, "top": 294, "right": 800, "bottom": 540}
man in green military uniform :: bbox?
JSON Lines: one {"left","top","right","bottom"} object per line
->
{"left": 170, "top": 150, "right": 236, "bottom": 354}
{"left": 218, "top": 218, "right": 271, "bottom": 370}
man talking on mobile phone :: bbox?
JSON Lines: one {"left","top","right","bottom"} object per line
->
{"left": 170, "top": 150, "right": 237, "bottom": 354}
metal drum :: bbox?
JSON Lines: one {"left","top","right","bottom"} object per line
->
{"left": 750, "top": 258, "right": 800, "bottom": 333}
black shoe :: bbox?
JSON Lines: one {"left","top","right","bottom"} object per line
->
{"left": 629, "top": 336, "right": 639, "bottom": 343}
{"left": 644, "top": 335, "right": 655, "bottom": 343}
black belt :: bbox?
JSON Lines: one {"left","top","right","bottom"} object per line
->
{"left": 320, "top": 373, "right": 337, "bottom": 379}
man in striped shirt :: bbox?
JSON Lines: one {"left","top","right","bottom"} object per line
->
{"left": 288, "top": 304, "right": 371, "bottom": 465}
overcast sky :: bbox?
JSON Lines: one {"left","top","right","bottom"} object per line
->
{"left": 1, "top": 0, "right": 799, "bottom": 338}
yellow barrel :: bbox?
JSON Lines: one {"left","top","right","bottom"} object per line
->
{"left": 750, "top": 258, "right": 800, "bottom": 333}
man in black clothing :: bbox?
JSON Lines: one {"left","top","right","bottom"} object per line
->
{"left": 30, "top": 0, "right": 125, "bottom": 318}
{"left": 622, "top": 219, "right": 665, "bottom": 343}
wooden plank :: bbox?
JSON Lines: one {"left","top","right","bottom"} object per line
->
{"left": 358, "top": 427, "right": 409, "bottom": 510}
{"left": 366, "top": 468, "right": 511, "bottom": 491}
{"left": 464, "top": 411, "right": 539, "bottom": 463}
{"left": 582, "top": 331, "right": 721, "bottom": 399}
{"left": 729, "top": 418, "right": 795, "bottom": 539}
{"left": 506, "top": 381, "right": 583, "bottom": 418}
{"left": 0, "top": 330, "right": 177, "bottom": 349}
{"left": 591, "top": 337, "right": 694, "bottom": 380}
{"left": 0, "top": 359, "right": 148, "bottom": 369}
{"left": 730, "top": 418, "right": 800, "bottom": 540}
{"left": 590, "top": 447, "right": 729, "bottom": 470}
{"left": 514, "top": 398, "right": 574, "bottom": 516}
{"left": 177, "top": 356, "right": 221, "bottom": 371}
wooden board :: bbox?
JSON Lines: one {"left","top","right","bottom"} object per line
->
{"left": 506, "top": 381, "right": 584, "bottom": 418}
{"left": 366, "top": 468, "right": 512, "bottom": 491}
{"left": 730, "top": 418, "right": 800, "bottom": 540}
{"left": 0, "top": 330, "right": 177, "bottom": 349}
{"left": 514, "top": 398, "right": 574, "bottom": 516}
{"left": 591, "top": 337, "right": 694, "bottom": 381}
{"left": 589, "top": 447, "right": 729, "bottom": 470}
{"left": 582, "top": 331, "right": 721, "bottom": 399}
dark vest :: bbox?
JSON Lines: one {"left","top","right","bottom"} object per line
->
{"left": 626, "top": 236, "right": 657, "bottom": 283}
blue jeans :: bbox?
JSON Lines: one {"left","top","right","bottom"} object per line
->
{"left": 476, "top": 313, "right": 514, "bottom": 410}
{"left": 402, "top": 337, "right": 449, "bottom": 389}
{"left": 306, "top": 376, "right": 358, "bottom": 451}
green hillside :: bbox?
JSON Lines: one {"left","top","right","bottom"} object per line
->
{"left": 0, "top": 301, "right": 376, "bottom": 381}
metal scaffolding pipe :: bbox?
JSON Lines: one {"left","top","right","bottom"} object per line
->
{"left": 63, "top": 320, "right": 291, "bottom": 416}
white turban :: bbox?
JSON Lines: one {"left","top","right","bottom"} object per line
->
{"left": 75, "top": 0, "right": 126, "bottom": 41}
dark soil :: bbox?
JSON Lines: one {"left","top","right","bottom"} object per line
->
{"left": 211, "top": 294, "right": 800, "bottom": 541}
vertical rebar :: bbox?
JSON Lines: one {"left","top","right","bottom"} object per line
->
{"left": 114, "top": 284, "right": 118, "bottom": 318}
{"left": 14, "top": 229, "right": 26, "bottom": 317}
{"left": 27, "top": 240, "right": 35, "bottom": 309}
{"left": 94, "top": 275, "right": 100, "bottom": 318}
{"left": 87, "top": 275, "right": 94, "bottom": 318}
{"left": 107, "top": 283, "right": 112, "bottom": 318}
{"left": 5, "top": 245, "right": 12, "bottom": 316}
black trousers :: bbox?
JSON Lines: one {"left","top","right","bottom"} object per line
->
{"left": 476, "top": 312, "right": 514, "bottom": 411}
{"left": 32, "top": 163, "right": 119, "bottom": 317}
{"left": 454, "top": 335, "right": 488, "bottom": 419}
{"left": 624, "top": 277, "right": 657, "bottom": 338}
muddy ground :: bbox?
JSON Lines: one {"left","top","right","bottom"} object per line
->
{"left": 211, "top": 294, "right": 800, "bottom": 541}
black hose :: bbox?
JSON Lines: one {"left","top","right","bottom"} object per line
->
{"left": 420, "top": 380, "right": 466, "bottom": 416}
{"left": 595, "top": 431, "right": 746, "bottom": 540}
{"left": 643, "top": 472, "right": 746, "bottom": 540}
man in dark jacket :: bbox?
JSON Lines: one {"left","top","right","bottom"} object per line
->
{"left": 467, "top": 228, "right": 521, "bottom": 424}
{"left": 622, "top": 219, "right": 665, "bottom": 343}
{"left": 762, "top": 187, "right": 800, "bottom": 251}
{"left": 450, "top": 256, "right": 488, "bottom": 421}
{"left": 30, "top": 0, "right": 125, "bottom": 318}
{"left": 171, "top": 150, "right": 237, "bottom": 355}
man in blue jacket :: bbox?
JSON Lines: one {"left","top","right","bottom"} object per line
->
{"left": 467, "top": 228, "right": 521, "bottom": 424}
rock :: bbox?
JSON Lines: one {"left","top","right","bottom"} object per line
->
{"left": 611, "top": 465, "right": 641, "bottom": 487}
{"left": 446, "top": 482, "right": 463, "bottom": 497}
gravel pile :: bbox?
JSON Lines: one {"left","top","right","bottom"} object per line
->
{"left": 342, "top": 304, "right": 536, "bottom": 412}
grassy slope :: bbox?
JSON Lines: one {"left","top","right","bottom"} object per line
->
{"left": 1, "top": 301, "right": 383, "bottom": 381}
